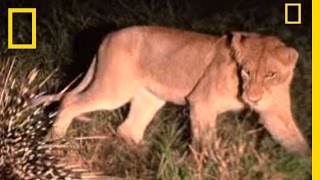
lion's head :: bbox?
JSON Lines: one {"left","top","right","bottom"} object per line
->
{"left": 231, "top": 32, "right": 299, "bottom": 108}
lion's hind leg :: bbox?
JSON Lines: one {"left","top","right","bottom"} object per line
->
{"left": 50, "top": 83, "right": 133, "bottom": 139}
{"left": 117, "top": 88, "right": 165, "bottom": 145}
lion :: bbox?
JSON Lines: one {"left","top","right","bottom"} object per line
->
{"left": 32, "top": 26, "right": 310, "bottom": 157}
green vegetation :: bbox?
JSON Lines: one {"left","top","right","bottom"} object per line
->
{"left": 0, "top": 0, "right": 311, "bottom": 179}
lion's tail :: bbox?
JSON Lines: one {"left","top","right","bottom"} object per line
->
{"left": 68, "top": 55, "right": 97, "bottom": 95}
{"left": 29, "top": 56, "right": 97, "bottom": 107}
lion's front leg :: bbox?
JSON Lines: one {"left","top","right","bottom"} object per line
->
{"left": 189, "top": 102, "right": 218, "bottom": 151}
{"left": 258, "top": 105, "right": 311, "bottom": 157}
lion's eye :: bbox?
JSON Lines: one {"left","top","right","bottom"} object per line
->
{"left": 265, "top": 71, "right": 277, "bottom": 79}
{"left": 241, "top": 68, "right": 250, "bottom": 77}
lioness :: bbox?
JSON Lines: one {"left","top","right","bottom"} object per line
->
{"left": 38, "top": 26, "right": 310, "bottom": 156}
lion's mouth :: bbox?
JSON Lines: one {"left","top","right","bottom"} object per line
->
{"left": 242, "top": 94, "right": 261, "bottom": 107}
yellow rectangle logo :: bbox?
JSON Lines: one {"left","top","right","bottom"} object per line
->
{"left": 285, "top": 3, "right": 301, "bottom": 24}
{"left": 8, "top": 8, "right": 36, "bottom": 49}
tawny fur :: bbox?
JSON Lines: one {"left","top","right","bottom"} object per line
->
{"left": 39, "top": 26, "right": 310, "bottom": 157}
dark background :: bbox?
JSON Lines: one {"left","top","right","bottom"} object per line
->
{"left": 0, "top": 0, "right": 312, "bottom": 78}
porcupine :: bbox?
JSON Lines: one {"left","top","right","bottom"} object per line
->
{"left": 0, "top": 93, "right": 79, "bottom": 180}
{"left": 0, "top": 58, "right": 104, "bottom": 179}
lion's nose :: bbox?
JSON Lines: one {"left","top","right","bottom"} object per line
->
{"left": 246, "top": 87, "right": 263, "bottom": 103}
{"left": 244, "top": 81, "right": 264, "bottom": 104}
{"left": 246, "top": 92, "right": 262, "bottom": 103}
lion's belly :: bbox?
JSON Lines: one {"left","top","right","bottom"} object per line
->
{"left": 143, "top": 78, "right": 194, "bottom": 105}
{"left": 140, "top": 65, "right": 205, "bottom": 105}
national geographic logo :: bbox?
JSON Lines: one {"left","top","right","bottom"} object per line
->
{"left": 285, "top": 3, "right": 301, "bottom": 24}
{"left": 8, "top": 8, "right": 37, "bottom": 49}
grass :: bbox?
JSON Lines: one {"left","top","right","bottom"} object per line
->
{"left": 0, "top": 0, "right": 311, "bottom": 179}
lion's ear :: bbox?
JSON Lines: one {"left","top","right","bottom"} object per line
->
{"left": 277, "top": 46, "right": 299, "bottom": 66}
{"left": 231, "top": 32, "right": 248, "bottom": 63}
